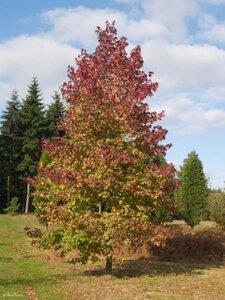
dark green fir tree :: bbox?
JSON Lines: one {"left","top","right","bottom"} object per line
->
{"left": 1, "top": 89, "right": 21, "bottom": 136}
{"left": 18, "top": 77, "right": 45, "bottom": 212}
{"left": 45, "top": 91, "right": 65, "bottom": 138}
{"left": 19, "top": 77, "right": 45, "bottom": 177}
{"left": 0, "top": 90, "right": 23, "bottom": 208}
{"left": 179, "top": 151, "right": 208, "bottom": 228}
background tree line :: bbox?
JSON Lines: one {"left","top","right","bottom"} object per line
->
{"left": 0, "top": 77, "right": 65, "bottom": 211}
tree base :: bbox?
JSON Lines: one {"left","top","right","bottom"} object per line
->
{"left": 105, "top": 255, "right": 112, "bottom": 274}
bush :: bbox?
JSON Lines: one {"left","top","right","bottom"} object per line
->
{"left": 37, "top": 230, "right": 64, "bottom": 250}
{"left": 24, "top": 226, "right": 42, "bottom": 238}
{"left": 4, "top": 197, "right": 21, "bottom": 215}
{"left": 150, "top": 226, "right": 225, "bottom": 262}
{"left": 208, "top": 193, "right": 225, "bottom": 230}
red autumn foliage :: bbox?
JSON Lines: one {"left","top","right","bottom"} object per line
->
{"left": 33, "top": 22, "right": 176, "bottom": 271}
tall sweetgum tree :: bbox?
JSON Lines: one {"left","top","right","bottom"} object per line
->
{"left": 34, "top": 22, "right": 176, "bottom": 273}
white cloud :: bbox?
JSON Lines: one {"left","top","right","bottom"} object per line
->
{"left": 115, "top": 0, "right": 199, "bottom": 42}
{"left": 152, "top": 95, "right": 225, "bottom": 133}
{"left": 41, "top": 6, "right": 170, "bottom": 47}
{"left": 115, "top": 0, "right": 225, "bottom": 45}
{"left": 142, "top": 0, "right": 198, "bottom": 40}
{"left": 203, "top": 86, "right": 225, "bottom": 104}
{"left": 0, "top": 35, "right": 78, "bottom": 105}
{"left": 142, "top": 41, "right": 225, "bottom": 95}
{"left": 202, "top": 22, "right": 225, "bottom": 43}
{"left": 42, "top": 7, "right": 126, "bottom": 48}
{"left": 198, "top": 0, "right": 225, "bottom": 4}
{"left": 0, "top": 81, "right": 13, "bottom": 111}
{"left": 197, "top": 9, "right": 225, "bottom": 44}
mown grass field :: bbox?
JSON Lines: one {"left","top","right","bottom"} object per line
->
{"left": 0, "top": 214, "right": 224, "bottom": 300}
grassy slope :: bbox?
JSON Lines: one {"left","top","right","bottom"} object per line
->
{"left": 0, "top": 214, "right": 224, "bottom": 300}
{"left": 0, "top": 215, "right": 76, "bottom": 300}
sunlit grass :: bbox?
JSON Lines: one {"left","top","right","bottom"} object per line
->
{"left": 0, "top": 214, "right": 224, "bottom": 299}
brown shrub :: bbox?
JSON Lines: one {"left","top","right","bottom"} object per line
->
{"left": 150, "top": 226, "right": 225, "bottom": 262}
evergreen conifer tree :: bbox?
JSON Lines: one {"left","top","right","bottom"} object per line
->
{"left": 180, "top": 151, "right": 208, "bottom": 227}
{"left": 1, "top": 90, "right": 21, "bottom": 136}
{"left": 0, "top": 138, "right": 7, "bottom": 209}
{"left": 18, "top": 77, "right": 45, "bottom": 212}
{"left": 18, "top": 77, "right": 45, "bottom": 177}
{"left": 45, "top": 91, "right": 65, "bottom": 138}
{"left": 0, "top": 90, "right": 23, "bottom": 207}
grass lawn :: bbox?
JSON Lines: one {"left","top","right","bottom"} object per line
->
{"left": 0, "top": 214, "right": 224, "bottom": 300}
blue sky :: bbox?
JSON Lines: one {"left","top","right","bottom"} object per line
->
{"left": 0, "top": 0, "right": 225, "bottom": 189}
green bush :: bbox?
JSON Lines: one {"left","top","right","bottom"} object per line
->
{"left": 208, "top": 192, "right": 225, "bottom": 230}
{"left": 37, "top": 230, "right": 100, "bottom": 264}
{"left": 4, "top": 197, "right": 21, "bottom": 215}
{"left": 38, "top": 230, "right": 64, "bottom": 250}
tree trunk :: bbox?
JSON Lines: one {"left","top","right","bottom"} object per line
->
{"left": 7, "top": 175, "right": 10, "bottom": 206}
{"left": 105, "top": 255, "right": 112, "bottom": 274}
{"left": 45, "top": 223, "right": 49, "bottom": 232}
{"left": 25, "top": 183, "right": 30, "bottom": 214}
{"left": 98, "top": 203, "right": 102, "bottom": 213}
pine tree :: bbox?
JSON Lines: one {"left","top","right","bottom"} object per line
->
{"left": 18, "top": 77, "right": 45, "bottom": 212}
{"left": 180, "top": 151, "right": 208, "bottom": 228}
{"left": 45, "top": 91, "right": 65, "bottom": 138}
{"left": 0, "top": 90, "right": 23, "bottom": 207}
{"left": 34, "top": 22, "right": 176, "bottom": 273}
{"left": 18, "top": 77, "right": 45, "bottom": 177}
{"left": 1, "top": 90, "right": 21, "bottom": 136}
{"left": 0, "top": 137, "right": 6, "bottom": 210}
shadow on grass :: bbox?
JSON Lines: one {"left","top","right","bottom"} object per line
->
{"left": 0, "top": 273, "right": 70, "bottom": 287}
{"left": 84, "top": 257, "right": 224, "bottom": 278}
{"left": 0, "top": 256, "right": 13, "bottom": 262}
{"left": 85, "top": 227, "right": 225, "bottom": 278}
{"left": 0, "top": 257, "right": 223, "bottom": 286}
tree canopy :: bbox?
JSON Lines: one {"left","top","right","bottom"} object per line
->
{"left": 33, "top": 22, "right": 176, "bottom": 273}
